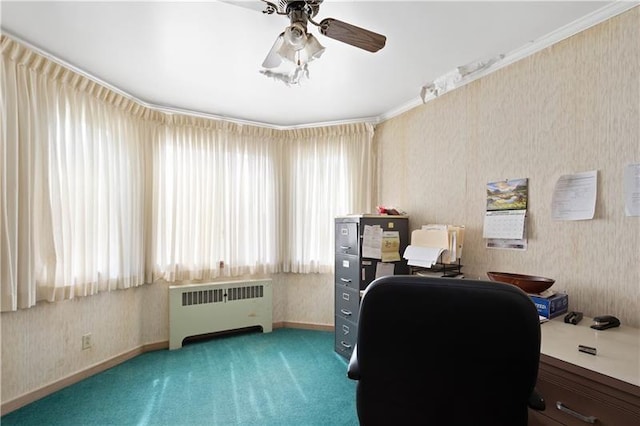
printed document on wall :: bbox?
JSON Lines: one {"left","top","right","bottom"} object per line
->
{"left": 551, "top": 170, "right": 597, "bottom": 220}
{"left": 624, "top": 163, "right": 640, "bottom": 217}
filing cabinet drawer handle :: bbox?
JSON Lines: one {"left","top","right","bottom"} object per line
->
{"left": 556, "top": 402, "right": 597, "bottom": 424}
{"left": 340, "top": 245, "right": 351, "bottom": 250}
{"left": 340, "top": 278, "right": 352, "bottom": 283}
{"left": 340, "top": 309, "right": 352, "bottom": 316}
{"left": 340, "top": 341, "right": 352, "bottom": 349}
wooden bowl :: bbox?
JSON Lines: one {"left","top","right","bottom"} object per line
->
{"left": 486, "top": 272, "right": 555, "bottom": 294}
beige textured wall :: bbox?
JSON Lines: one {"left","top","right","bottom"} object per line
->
{"left": 1, "top": 284, "right": 163, "bottom": 405}
{"left": 278, "top": 273, "right": 334, "bottom": 327}
{"left": 0, "top": 273, "right": 303, "bottom": 406}
{"left": 376, "top": 8, "right": 640, "bottom": 327}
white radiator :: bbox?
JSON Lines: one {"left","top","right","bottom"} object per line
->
{"left": 169, "top": 279, "right": 273, "bottom": 350}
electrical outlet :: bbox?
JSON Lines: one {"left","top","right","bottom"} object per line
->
{"left": 82, "top": 333, "right": 92, "bottom": 350}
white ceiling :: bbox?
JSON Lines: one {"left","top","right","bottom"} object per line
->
{"left": 1, "top": 1, "right": 633, "bottom": 128}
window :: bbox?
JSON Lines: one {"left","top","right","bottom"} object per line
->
{"left": 1, "top": 37, "right": 375, "bottom": 311}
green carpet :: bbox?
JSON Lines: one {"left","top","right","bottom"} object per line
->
{"left": 2, "top": 328, "right": 358, "bottom": 425}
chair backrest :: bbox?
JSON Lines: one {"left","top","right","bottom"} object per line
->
{"left": 351, "top": 275, "right": 541, "bottom": 426}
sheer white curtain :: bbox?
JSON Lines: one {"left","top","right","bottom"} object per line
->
{"left": 1, "top": 37, "right": 152, "bottom": 311}
{"left": 1, "top": 35, "right": 376, "bottom": 311}
{"left": 151, "top": 121, "right": 374, "bottom": 280}
{"left": 280, "top": 124, "right": 375, "bottom": 273}
{"left": 151, "top": 119, "right": 281, "bottom": 281}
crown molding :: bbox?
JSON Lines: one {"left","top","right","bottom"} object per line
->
{"left": 2, "top": 29, "right": 379, "bottom": 131}
{"left": 378, "top": 1, "right": 639, "bottom": 124}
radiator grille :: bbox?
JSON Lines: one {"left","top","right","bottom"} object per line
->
{"left": 181, "top": 289, "right": 223, "bottom": 306}
{"left": 169, "top": 279, "right": 273, "bottom": 349}
{"left": 180, "top": 285, "right": 265, "bottom": 306}
{"left": 228, "top": 285, "right": 264, "bottom": 301}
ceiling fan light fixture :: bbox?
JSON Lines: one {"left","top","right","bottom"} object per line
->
{"left": 261, "top": 28, "right": 324, "bottom": 86}
{"left": 283, "top": 22, "right": 307, "bottom": 50}
{"left": 262, "top": 33, "right": 285, "bottom": 68}
{"left": 260, "top": 63, "right": 309, "bottom": 86}
{"left": 304, "top": 34, "right": 325, "bottom": 61}
{"left": 243, "top": 0, "right": 387, "bottom": 86}
{"left": 276, "top": 38, "right": 300, "bottom": 64}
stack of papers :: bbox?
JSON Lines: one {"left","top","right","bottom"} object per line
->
{"left": 403, "top": 224, "right": 465, "bottom": 267}
{"left": 403, "top": 246, "right": 446, "bottom": 268}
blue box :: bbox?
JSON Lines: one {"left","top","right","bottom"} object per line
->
{"left": 529, "top": 293, "right": 568, "bottom": 319}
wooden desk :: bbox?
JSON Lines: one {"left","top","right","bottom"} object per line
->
{"left": 529, "top": 317, "right": 640, "bottom": 425}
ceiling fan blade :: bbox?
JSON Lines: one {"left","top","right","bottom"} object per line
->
{"left": 318, "top": 18, "right": 386, "bottom": 53}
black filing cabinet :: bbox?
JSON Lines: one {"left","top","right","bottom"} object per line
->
{"left": 334, "top": 215, "right": 410, "bottom": 359}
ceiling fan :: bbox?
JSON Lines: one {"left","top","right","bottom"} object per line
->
{"left": 223, "top": 0, "right": 387, "bottom": 84}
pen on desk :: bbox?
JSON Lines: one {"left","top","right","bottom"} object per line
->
{"left": 578, "top": 345, "right": 597, "bottom": 356}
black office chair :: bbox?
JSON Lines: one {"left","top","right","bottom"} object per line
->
{"left": 347, "top": 275, "right": 544, "bottom": 426}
